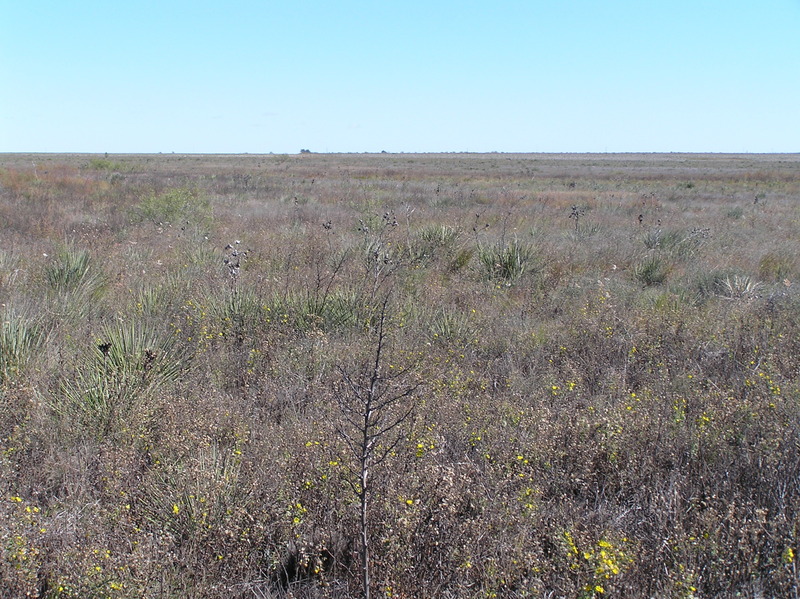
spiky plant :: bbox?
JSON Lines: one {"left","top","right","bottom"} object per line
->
{"left": 477, "top": 238, "right": 534, "bottom": 286}
{"left": 408, "top": 223, "right": 460, "bottom": 263}
{"left": 719, "top": 275, "right": 762, "bottom": 300}
{"left": 54, "top": 320, "right": 191, "bottom": 436}
{"left": 44, "top": 246, "right": 108, "bottom": 322}
{"left": 0, "top": 311, "right": 41, "bottom": 384}
{"left": 45, "top": 246, "right": 91, "bottom": 294}
{"left": 633, "top": 255, "right": 670, "bottom": 286}
{"left": 428, "top": 307, "right": 476, "bottom": 345}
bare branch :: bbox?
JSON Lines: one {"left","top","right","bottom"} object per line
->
{"left": 332, "top": 287, "right": 420, "bottom": 599}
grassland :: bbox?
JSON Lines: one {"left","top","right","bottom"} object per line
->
{"left": 1, "top": 152, "right": 799, "bottom": 598}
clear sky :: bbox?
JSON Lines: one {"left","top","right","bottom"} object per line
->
{"left": 2, "top": 1, "right": 799, "bottom": 154}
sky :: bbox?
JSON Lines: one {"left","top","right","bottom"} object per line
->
{"left": 2, "top": 1, "right": 799, "bottom": 154}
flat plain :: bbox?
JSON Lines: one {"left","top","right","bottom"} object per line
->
{"left": 1, "top": 152, "right": 799, "bottom": 598}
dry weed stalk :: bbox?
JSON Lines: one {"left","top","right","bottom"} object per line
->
{"left": 335, "top": 295, "right": 420, "bottom": 599}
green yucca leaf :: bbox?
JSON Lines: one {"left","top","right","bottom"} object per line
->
{"left": 0, "top": 311, "right": 42, "bottom": 384}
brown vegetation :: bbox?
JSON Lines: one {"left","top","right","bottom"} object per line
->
{"left": 1, "top": 152, "right": 799, "bottom": 598}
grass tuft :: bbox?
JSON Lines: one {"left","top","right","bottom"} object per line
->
{"left": 477, "top": 238, "right": 534, "bottom": 285}
{"left": 632, "top": 254, "right": 670, "bottom": 286}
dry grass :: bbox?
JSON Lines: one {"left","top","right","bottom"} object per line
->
{"left": 1, "top": 152, "right": 799, "bottom": 598}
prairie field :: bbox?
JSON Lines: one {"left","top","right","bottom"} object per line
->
{"left": 1, "top": 152, "right": 799, "bottom": 598}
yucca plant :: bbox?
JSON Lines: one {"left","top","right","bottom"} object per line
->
{"left": 719, "top": 274, "right": 762, "bottom": 300}
{"left": 214, "top": 287, "right": 263, "bottom": 327}
{"left": 418, "top": 224, "right": 459, "bottom": 248}
{"left": 477, "top": 238, "right": 534, "bottom": 285}
{"left": 44, "top": 247, "right": 108, "bottom": 322}
{"left": 408, "top": 224, "right": 460, "bottom": 263}
{"left": 694, "top": 269, "right": 735, "bottom": 302}
{"left": 45, "top": 246, "right": 91, "bottom": 294}
{"left": 55, "top": 320, "right": 191, "bottom": 435}
{"left": 136, "top": 272, "right": 194, "bottom": 317}
{"left": 0, "top": 311, "right": 41, "bottom": 384}
{"left": 274, "top": 288, "right": 363, "bottom": 333}
{"left": 693, "top": 270, "right": 761, "bottom": 302}
{"left": 428, "top": 307, "right": 475, "bottom": 345}
{"left": 642, "top": 229, "right": 681, "bottom": 251}
{"left": 317, "top": 288, "right": 362, "bottom": 331}
{"left": 642, "top": 228, "right": 702, "bottom": 258}
{"left": 633, "top": 254, "right": 670, "bottom": 286}
{"left": 0, "top": 250, "right": 22, "bottom": 295}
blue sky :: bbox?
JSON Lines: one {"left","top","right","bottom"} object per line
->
{"left": 2, "top": 1, "right": 799, "bottom": 153}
